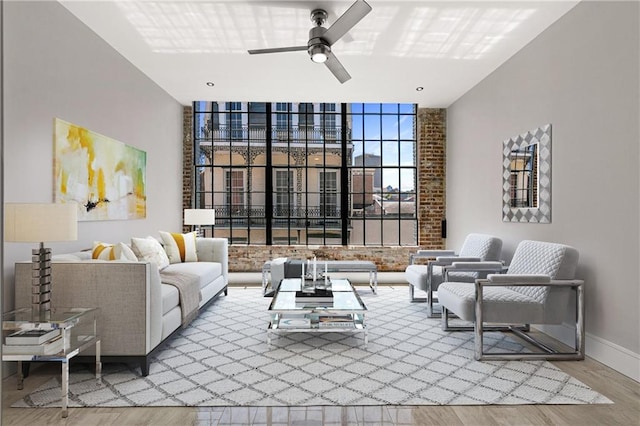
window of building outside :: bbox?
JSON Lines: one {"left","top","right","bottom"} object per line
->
{"left": 509, "top": 144, "right": 538, "bottom": 208}
{"left": 193, "top": 102, "right": 417, "bottom": 246}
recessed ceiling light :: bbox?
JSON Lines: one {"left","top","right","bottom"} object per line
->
{"left": 206, "top": 82, "right": 215, "bottom": 87}
{"left": 416, "top": 86, "right": 424, "bottom": 91}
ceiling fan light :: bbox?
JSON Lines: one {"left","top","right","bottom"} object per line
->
{"left": 312, "top": 52, "right": 327, "bottom": 63}
{"left": 309, "top": 44, "right": 330, "bottom": 63}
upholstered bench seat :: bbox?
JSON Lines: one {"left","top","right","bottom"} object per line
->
{"left": 263, "top": 259, "right": 378, "bottom": 294}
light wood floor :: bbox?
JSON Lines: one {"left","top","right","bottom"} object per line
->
{"left": 2, "top": 353, "right": 638, "bottom": 425}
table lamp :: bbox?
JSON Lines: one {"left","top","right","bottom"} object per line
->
{"left": 4, "top": 203, "right": 78, "bottom": 313}
{"left": 184, "top": 208, "right": 215, "bottom": 237}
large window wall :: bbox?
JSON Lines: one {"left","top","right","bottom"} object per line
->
{"left": 193, "top": 102, "right": 417, "bottom": 246}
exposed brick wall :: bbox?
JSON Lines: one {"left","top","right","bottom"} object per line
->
{"left": 182, "top": 106, "right": 446, "bottom": 272}
{"left": 227, "top": 245, "right": 418, "bottom": 273}
{"left": 417, "top": 108, "right": 447, "bottom": 248}
{"left": 182, "top": 106, "right": 193, "bottom": 232}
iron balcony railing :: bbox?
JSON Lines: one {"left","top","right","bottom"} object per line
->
{"left": 196, "top": 125, "right": 346, "bottom": 143}
{"left": 210, "top": 205, "right": 341, "bottom": 228}
{"left": 199, "top": 205, "right": 414, "bottom": 228}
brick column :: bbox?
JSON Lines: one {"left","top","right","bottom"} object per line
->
{"left": 417, "top": 108, "right": 446, "bottom": 248}
{"left": 182, "top": 106, "right": 193, "bottom": 232}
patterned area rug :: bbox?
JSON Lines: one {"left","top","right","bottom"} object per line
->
{"left": 13, "top": 287, "right": 611, "bottom": 408}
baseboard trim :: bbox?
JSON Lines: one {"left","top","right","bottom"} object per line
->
{"left": 585, "top": 332, "right": 640, "bottom": 382}
{"left": 537, "top": 323, "right": 640, "bottom": 382}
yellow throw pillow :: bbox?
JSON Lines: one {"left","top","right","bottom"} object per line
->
{"left": 159, "top": 231, "right": 198, "bottom": 264}
{"left": 92, "top": 242, "right": 137, "bottom": 261}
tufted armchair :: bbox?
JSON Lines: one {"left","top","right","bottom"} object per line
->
{"left": 405, "top": 233, "right": 503, "bottom": 317}
{"left": 438, "top": 240, "right": 585, "bottom": 361}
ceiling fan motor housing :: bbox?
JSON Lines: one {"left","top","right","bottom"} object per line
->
{"left": 308, "top": 23, "right": 331, "bottom": 63}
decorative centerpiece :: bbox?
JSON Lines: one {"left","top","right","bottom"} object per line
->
{"left": 300, "top": 257, "right": 331, "bottom": 291}
{"left": 296, "top": 257, "right": 333, "bottom": 305}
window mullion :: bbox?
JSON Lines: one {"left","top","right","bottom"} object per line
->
{"left": 266, "top": 103, "right": 273, "bottom": 245}
{"left": 341, "top": 103, "right": 348, "bottom": 246}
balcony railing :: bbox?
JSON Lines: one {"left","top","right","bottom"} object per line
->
{"left": 212, "top": 205, "right": 341, "bottom": 228}
{"left": 196, "top": 126, "right": 345, "bottom": 143}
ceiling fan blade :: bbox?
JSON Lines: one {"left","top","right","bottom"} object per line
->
{"left": 324, "top": 52, "right": 351, "bottom": 84}
{"left": 248, "top": 46, "right": 307, "bottom": 55}
{"left": 323, "top": 0, "right": 372, "bottom": 46}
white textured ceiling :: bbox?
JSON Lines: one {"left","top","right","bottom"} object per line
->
{"left": 60, "top": 0, "right": 579, "bottom": 106}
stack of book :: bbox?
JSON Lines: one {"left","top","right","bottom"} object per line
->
{"left": 318, "top": 315, "right": 355, "bottom": 328}
{"left": 277, "top": 316, "right": 311, "bottom": 329}
{"left": 295, "top": 289, "right": 334, "bottom": 307}
{"left": 2, "top": 329, "right": 64, "bottom": 355}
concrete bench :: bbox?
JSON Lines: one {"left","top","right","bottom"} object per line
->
{"left": 262, "top": 259, "right": 378, "bottom": 294}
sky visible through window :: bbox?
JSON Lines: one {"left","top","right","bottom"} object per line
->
{"left": 350, "top": 104, "right": 415, "bottom": 193}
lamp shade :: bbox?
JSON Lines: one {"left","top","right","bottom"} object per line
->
{"left": 5, "top": 203, "right": 78, "bottom": 242}
{"left": 184, "top": 209, "right": 215, "bottom": 226}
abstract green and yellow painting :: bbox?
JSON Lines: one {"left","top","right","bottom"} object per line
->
{"left": 54, "top": 118, "right": 146, "bottom": 221}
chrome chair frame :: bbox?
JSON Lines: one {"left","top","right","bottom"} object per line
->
{"left": 407, "top": 250, "right": 455, "bottom": 305}
{"left": 441, "top": 272, "right": 585, "bottom": 361}
{"left": 406, "top": 234, "right": 503, "bottom": 318}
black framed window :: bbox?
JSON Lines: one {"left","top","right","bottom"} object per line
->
{"left": 192, "top": 102, "right": 417, "bottom": 246}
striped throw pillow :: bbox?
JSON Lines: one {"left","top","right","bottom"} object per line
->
{"left": 92, "top": 242, "right": 137, "bottom": 261}
{"left": 159, "top": 231, "right": 198, "bottom": 264}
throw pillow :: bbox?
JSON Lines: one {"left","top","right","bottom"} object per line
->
{"left": 131, "top": 236, "right": 170, "bottom": 270}
{"left": 119, "top": 243, "right": 138, "bottom": 261}
{"left": 159, "top": 231, "right": 198, "bottom": 264}
{"left": 92, "top": 241, "right": 138, "bottom": 261}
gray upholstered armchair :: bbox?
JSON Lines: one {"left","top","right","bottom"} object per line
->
{"left": 404, "top": 233, "right": 503, "bottom": 317}
{"left": 438, "top": 240, "right": 585, "bottom": 361}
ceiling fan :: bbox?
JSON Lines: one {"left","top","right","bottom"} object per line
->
{"left": 247, "top": 0, "right": 372, "bottom": 84}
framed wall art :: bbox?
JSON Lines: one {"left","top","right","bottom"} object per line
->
{"left": 502, "top": 124, "right": 551, "bottom": 223}
{"left": 54, "top": 118, "right": 146, "bottom": 221}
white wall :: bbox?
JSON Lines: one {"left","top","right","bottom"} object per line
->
{"left": 2, "top": 2, "right": 183, "bottom": 311}
{"left": 446, "top": 1, "right": 639, "bottom": 380}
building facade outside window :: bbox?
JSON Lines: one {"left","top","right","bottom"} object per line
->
{"left": 193, "top": 102, "right": 417, "bottom": 246}
{"left": 225, "top": 169, "right": 244, "bottom": 214}
{"left": 275, "top": 103, "right": 291, "bottom": 131}
{"left": 274, "top": 169, "right": 293, "bottom": 216}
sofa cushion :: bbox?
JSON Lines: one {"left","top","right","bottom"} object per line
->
{"left": 92, "top": 241, "right": 137, "bottom": 261}
{"left": 161, "top": 283, "right": 180, "bottom": 316}
{"left": 159, "top": 231, "right": 198, "bottom": 264}
{"left": 131, "top": 236, "right": 170, "bottom": 270}
{"left": 163, "top": 261, "right": 221, "bottom": 290}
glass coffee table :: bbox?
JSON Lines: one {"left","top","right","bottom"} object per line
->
{"left": 267, "top": 278, "right": 368, "bottom": 346}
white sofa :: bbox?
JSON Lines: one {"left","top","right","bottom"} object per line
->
{"left": 15, "top": 237, "right": 228, "bottom": 376}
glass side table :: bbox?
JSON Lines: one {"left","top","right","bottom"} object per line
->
{"left": 2, "top": 307, "right": 101, "bottom": 418}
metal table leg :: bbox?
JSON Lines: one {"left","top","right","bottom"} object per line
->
{"left": 16, "top": 360, "right": 24, "bottom": 390}
{"left": 96, "top": 339, "right": 102, "bottom": 385}
{"left": 62, "top": 360, "right": 69, "bottom": 418}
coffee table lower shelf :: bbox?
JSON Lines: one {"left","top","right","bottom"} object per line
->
{"left": 267, "top": 313, "right": 367, "bottom": 347}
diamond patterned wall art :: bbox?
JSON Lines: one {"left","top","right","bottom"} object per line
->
{"left": 503, "top": 124, "right": 552, "bottom": 223}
